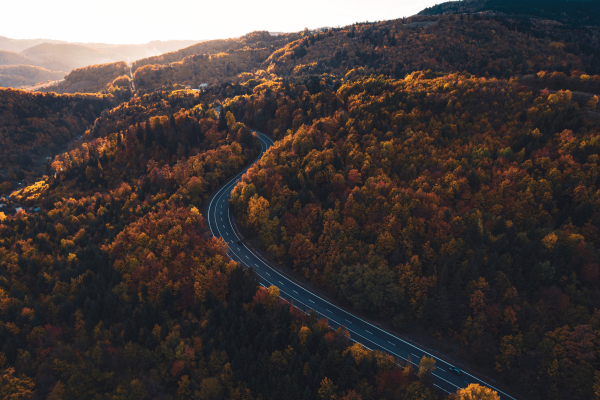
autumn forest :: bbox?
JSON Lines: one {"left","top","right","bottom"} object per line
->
{"left": 1, "top": 1, "right": 600, "bottom": 399}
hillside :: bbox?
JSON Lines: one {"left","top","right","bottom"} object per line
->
{"left": 0, "top": 88, "right": 115, "bottom": 181}
{"left": 0, "top": 36, "right": 66, "bottom": 53}
{"left": 21, "top": 43, "right": 113, "bottom": 72}
{"left": 0, "top": 88, "right": 442, "bottom": 400}
{"left": 0, "top": 65, "right": 66, "bottom": 88}
{"left": 131, "top": 31, "right": 296, "bottom": 71}
{"left": 0, "top": 50, "right": 40, "bottom": 67}
{"left": 227, "top": 72, "right": 600, "bottom": 400}
{"left": 262, "top": 15, "right": 598, "bottom": 78}
{"left": 46, "top": 61, "right": 130, "bottom": 94}
{"left": 47, "top": 31, "right": 300, "bottom": 95}
{"left": 86, "top": 15, "right": 598, "bottom": 95}
{"left": 0, "top": 38, "right": 200, "bottom": 90}
{"left": 419, "top": 0, "right": 600, "bottom": 27}
{"left": 3, "top": 2, "right": 600, "bottom": 399}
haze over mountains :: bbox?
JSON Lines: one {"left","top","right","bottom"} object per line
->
{"left": 0, "top": 36, "right": 201, "bottom": 87}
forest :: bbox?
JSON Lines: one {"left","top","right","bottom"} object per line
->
{"left": 226, "top": 73, "right": 600, "bottom": 399}
{"left": 0, "top": 88, "right": 460, "bottom": 399}
{"left": 1, "top": 2, "right": 599, "bottom": 399}
{"left": 0, "top": 88, "right": 115, "bottom": 178}
{"left": 81, "top": 14, "right": 599, "bottom": 93}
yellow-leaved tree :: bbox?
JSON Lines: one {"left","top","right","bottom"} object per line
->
{"left": 455, "top": 383, "right": 501, "bottom": 400}
{"left": 247, "top": 195, "right": 270, "bottom": 230}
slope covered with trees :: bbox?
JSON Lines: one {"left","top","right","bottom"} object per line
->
{"left": 0, "top": 87, "right": 445, "bottom": 399}
{"left": 4, "top": 2, "right": 600, "bottom": 399}
{"left": 228, "top": 73, "right": 600, "bottom": 399}
{"left": 263, "top": 15, "right": 596, "bottom": 79}
{"left": 420, "top": 0, "right": 600, "bottom": 27}
{"left": 131, "top": 31, "right": 299, "bottom": 72}
{"left": 113, "top": 14, "right": 600, "bottom": 95}
{"left": 41, "top": 61, "right": 131, "bottom": 95}
{"left": 0, "top": 88, "right": 114, "bottom": 177}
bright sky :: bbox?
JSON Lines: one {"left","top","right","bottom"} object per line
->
{"left": 2, "top": 0, "right": 442, "bottom": 44}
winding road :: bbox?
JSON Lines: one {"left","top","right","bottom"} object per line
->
{"left": 207, "top": 131, "right": 517, "bottom": 400}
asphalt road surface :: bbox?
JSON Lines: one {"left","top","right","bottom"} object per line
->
{"left": 207, "top": 131, "right": 517, "bottom": 399}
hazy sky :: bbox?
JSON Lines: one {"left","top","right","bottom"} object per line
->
{"left": 2, "top": 0, "right": 441, "bottom": 44}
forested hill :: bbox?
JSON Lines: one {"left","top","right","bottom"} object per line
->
{"left": 47, "top": 12, "right": 600, "bottom": 97}
{"left": 420, "top": 0, "right": 600, "bottom": 27}
{"left": 226, "top": 72, "right": 600, "bottom": 400}
{"left": 131, "top": 15, "right": 599, "bottom": 91}
{"left": 131, "top": 30, "right": 301, "bottom": 72}
{"left": 0, "top": 88, "right": 115, "bottom": 178}
{"left": 0, "top": 88, "right": 446, "bottom": 400}
{"left": 2, "top": 1, "right": 600, "bottom": 399}
{"left": 44, "top": 31, "right": 301, "bottom": 96}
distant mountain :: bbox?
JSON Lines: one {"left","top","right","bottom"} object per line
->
{"left": 88, "top": 40, "right": 202, "bottom": 62}
{"left": 0, "top": 36, "right": 66, "bottom": 52}
{"left": 0, "top": 65, "right": 65, "bottom": 87}
{"left": 21, "top": 43, "right": 110, "bottom": 72}
{"left": 0, "top": 49, "right": 40, "bottom": 67}
{"left": 0, "top": 38, "right": 201, "bottom": 89}
{"left": 0, "top": 36, "right": 201, "bottom": 59}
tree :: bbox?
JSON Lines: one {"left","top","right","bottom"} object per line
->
{"left": 417, "top": 356, "right": 436, "bottom": 382}
{"left": 0, "top": 367, "right": 35, "bottom": 400}
{"left": 247, "top": 195, "right": 270, "bottom": 230}
{"left": 318, "top": 377, "right": 338, "bottom": 400}
{"left": 455, "top": 383, "right": 500, "bottom": 400}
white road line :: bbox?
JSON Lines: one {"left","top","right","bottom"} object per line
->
{"left": 345, "top": 319, "right": 352, "bottom": 323}
{"left": 293, "top": 290, "right": 298, "bottom": 294}
{"left": 433, "top": 384, "right": 450, "bottom": 394}
{"left": 412, "top": 353, "right": 420, "bottom": 358}
{"left": 366, "top": 330, "right": 373, "bottom": 334}
{"left": 309, "top": 299, "right": 315, "bottom": 303}
{"left": 245, "top": 255, "right": 249, "bottom": 259}
{"left": 432, "top": 373, "right": 460, "bottom": 389}
{"left": 265, "top": 272, "right": 270, "bottom": 276}
{"left": 326, "top": 309, "right": 332, "bottom": 312}
{"left": 388, "top": 341, "right": 396, "bottom": 346}
{"left": 279, "top": 281, "right": 284, "bottom": 285}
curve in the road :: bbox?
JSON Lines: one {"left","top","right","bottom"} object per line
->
{"left": 207, "top": 131, "right": 517, "bottom": 400}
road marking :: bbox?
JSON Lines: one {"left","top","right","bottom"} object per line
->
{"left": 293, "top": 290, "right": 298, "bottom": 294}
{"left": 464, "top": 381, "right": 470, "bottom": 385}
{"left": 388, "top": 341, "right": 396, "bottom": 346}
{"left": 326, "top": 309, "right": 332, "bottom": 313}
{"left": 345, "top": 319, "right": 352, "bottom": 323}
{"left": 255, "top": 264, "right": 259, "bottom": 268}
{"left": 279, "top": 281, "right": 284, "bottom": 285}
{"left": 433, "top": 384, "right": 450, "bottom": 394}
{"left": 412, "top": 353, "right": 420, "bottom": 358}
{"left": 431, "top": 373, "right": 461, "bottom": 389}
{"left": 220, "top": 218, "right": 223, "bottom": 221}
{"left": 265, "top": 272, "right": 270, "bottom": 276}
{"left": 365, "top": 330, "right": 373, "bottom": 334}
{"left": 245, "top": 255, "right": 249, "bottom": 259}
{"left": 309, "top": 299, "right": 315, "bottom": 303}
